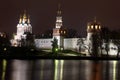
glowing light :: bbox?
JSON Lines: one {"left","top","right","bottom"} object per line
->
{"left": 60, "top": 60, "right": 64, "bottom": 80}
{"left": 2, "top": 60, "right": 7, "bottom": 80}
{"left": 99, "top": 26, "right": 101, "bottom": 29}
{"left": 4, "top": 48, "right": 7, "bottom": 51}
{"left": 0, "top": 34, "right": 3, "bottom": 37}
{"left": 54, "top": 60, "right": 58, "bottom": 80}
{"left": 64, "top": 31, "right": 66, "bottom": 34}
{"left": 87, "top": 26, "right": 90, "bottom": 29}
{"left": 55, "top": 48, "right": 58, "bottom": 52}
{"left": 54, "top": 60, "right": 64, "bottom": 80}
{"left": 61, "top": 31, "right": 63, "bottom": 33}
{"left": 113, "top": 61, "right": 117, "bottom": 80}
{"left": 91, "top": 25, "right": 94, "bottom": 29}
{"left": 95, "top": 25, "right": 98, "bottom": 29}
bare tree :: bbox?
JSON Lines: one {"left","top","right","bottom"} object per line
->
{"left": 113, "top": 40, "right": 120, "bottom": 57}
{"left": 104, "top": 41, "right": 109, "bottom": 57}
{"left": 77, "top": 38, "right": 84, "bottom": 52}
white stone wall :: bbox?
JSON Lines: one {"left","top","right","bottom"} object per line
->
{"left": 109, "top": 42, "right": 118, "bottom": 55}
{"left": 35, "top": 38, "right": 79, "bottom": 50}
{"left": 101, "top": 41, "right": 118, "bottom": 55}
{"left": 35, "top": 39, "right": 52, "bottom": 49}
{"left": 64, "top": 38, "right": 79, "bottom": 50}
{"left": 34, "top": 38, "right": 119, "bottom": 56}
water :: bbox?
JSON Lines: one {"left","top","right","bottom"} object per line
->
{"left": 1, "top": 59, "right": 120, "bottom": 80}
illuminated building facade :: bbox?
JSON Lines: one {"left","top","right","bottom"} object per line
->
{"left": 34, "top": 11, "right": 118, "bottom": 56}
{"left": 86, "top": 18, "right": 101, "bottom": 54}
{"left": 10, "top": 8, "right": 119, "bottom": 56}
{"left": 11, "top": 11, "right": 32, "bottom": 47}
{"left": 53, "top": 4, "right": 66, "bottom": 50}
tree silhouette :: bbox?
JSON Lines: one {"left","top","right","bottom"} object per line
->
{"left": 92, "top": 33, "right": 100, "bottom": 57}
{"left": 21, "top": 32, "right": 34, "bottom": 47}
{"left": 51, "top": 38, "right": 58, "bottom": 54}
{"left": 100, "top": 27, "right": 110, "bottom": 56}
{"left": 113, "top": 40, "right": 120, "bottom": 57}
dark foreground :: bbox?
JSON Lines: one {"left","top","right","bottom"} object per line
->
{"left": 0, "top": 54, "right": 120, "bottom": 60}
{"left": 0, "top": 47, "right": 120, "bottom": 60}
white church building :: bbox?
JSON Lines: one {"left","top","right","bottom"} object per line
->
{"left": 11, "top": 11, "right": 32, "bottom": 47}
{"left": 11, "top": 8, "right": 119, "bottom": 56}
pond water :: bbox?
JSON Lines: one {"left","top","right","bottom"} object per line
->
{"left": 1, "top": 59, "right": 120, "bottom": 80}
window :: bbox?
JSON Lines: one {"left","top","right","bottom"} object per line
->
{"left": 64, "top": 31, "right": 66, "bottom": 34}
{"left": 91, "top": 25, "right": 94, "bottom": 29}
{"left": 61, "top": 31, "right": 63, "bottom": 33}
{"left": 95, "top": 25, "right": 98, "bottom": 29}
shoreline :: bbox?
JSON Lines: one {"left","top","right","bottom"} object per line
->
{"left": 0, "top": 55, "right": 120, "bottom": 60}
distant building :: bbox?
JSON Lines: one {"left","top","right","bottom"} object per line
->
{"left": 11, "top": 7, "right": 119, "bottom": 56}
{"left": 11, "top": 11, "right": 33, "bottom": 47}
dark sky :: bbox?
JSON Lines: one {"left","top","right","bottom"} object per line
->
{"left": 0, "top": 0, "right": 120, "bottom": 36}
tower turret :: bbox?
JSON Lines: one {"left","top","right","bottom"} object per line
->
{"left": 22, "top": 10, "right": 27, "bottom": 24}
{"left": 53, "top": 4, "right": 66, "bottom": 50}
{"left": 19, "top": 15, "right": 22, "bottom": 24}
{"left": 87, "top": 18, "right": 102, "bottom": 55}
{"left": 55, "top": 4, "right": 63, "bottom": 29}
{"left": 27, "top": 15, "right": 30, "bottom": 24}
{"left": 87, "top": 18, "right": 101, "bottom": 40}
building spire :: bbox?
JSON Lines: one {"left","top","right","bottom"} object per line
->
{"left": 28, "top": 15, "right": 30, "bottom": 24}
{"left": 94, "top": 16, "right": 97, "bottom": 23}
{"left": 22, "top": 10, "right": 27, "bottom": 23}
{"left": 23, "top": 10, "right": 27, "bottom": 19}
{"left": 55, "top": 3, "right": 63, "bottom": 28}
{"left": 57, "top": 3, "right": 62, "bottom": 16}
{"left": 19, "top": 14, "right": 22, "bottom": 23}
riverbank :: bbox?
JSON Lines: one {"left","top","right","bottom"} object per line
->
{"left": 0, "top": 47, "right": 119, "bottom": 60}
{"left": 0, "top": 55, "right": 120, "bottom": 60}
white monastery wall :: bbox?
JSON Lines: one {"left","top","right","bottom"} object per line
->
{"left": 35, "top": 39, "right": 52, "bottom": 49}
{"left": 101, "top": 41, "right": 118, "bottom": 55}
{"left": 64, "top": 38, "right": 79, "bottom": 50}
{"left": 35, "top": 38, "right": 80, "bottom": 51}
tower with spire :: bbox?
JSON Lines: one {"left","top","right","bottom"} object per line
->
{"left": 53, "top": 4, "right": 66, "bottom": 50}
{"left": 55, "top": 4, "right": 63, "bottom": 28}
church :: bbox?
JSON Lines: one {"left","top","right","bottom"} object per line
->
{"left": 11, "top": 7, "right": 119, "bottom": 56}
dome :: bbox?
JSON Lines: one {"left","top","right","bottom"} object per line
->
{"left": 87, "top": 18, "right": 101, "bottom": 32}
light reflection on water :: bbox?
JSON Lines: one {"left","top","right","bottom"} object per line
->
{"left": 0, "top": 60, "right": 120, "bottom": 80}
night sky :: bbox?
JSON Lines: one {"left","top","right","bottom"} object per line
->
{"left": 0, "top": 0, "right": 120, "bottom": 36}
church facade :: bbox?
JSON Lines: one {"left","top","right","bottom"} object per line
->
{"left": 11, "top": 11, "right": 33, "bottom": 47}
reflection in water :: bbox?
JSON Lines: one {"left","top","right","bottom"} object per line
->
{"left": 2, "top": 60, "right": 7, "bottom": 80}
{"left": 5, "top": 60, "right": 33, "bottom": 80}
{"left": 91, "top": 61, "right": 101, "bottom": 80}
{"left": 54, "top": 60, "right": 64, "bottom": 80}
{"left": 113, "top": 61, "right": 117, "bottom": 80}
{"left": 40, "top": 60, "right": 44, "bottom": 80}
{"left": 0, "top": 60, "right": 120, "bottom": 80}
{"left": 32, "top": 60, "right": 54, "bottom": 80}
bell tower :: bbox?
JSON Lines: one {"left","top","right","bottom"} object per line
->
{"left": 53, "top": 4, "right": 66, "bottom": 50}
